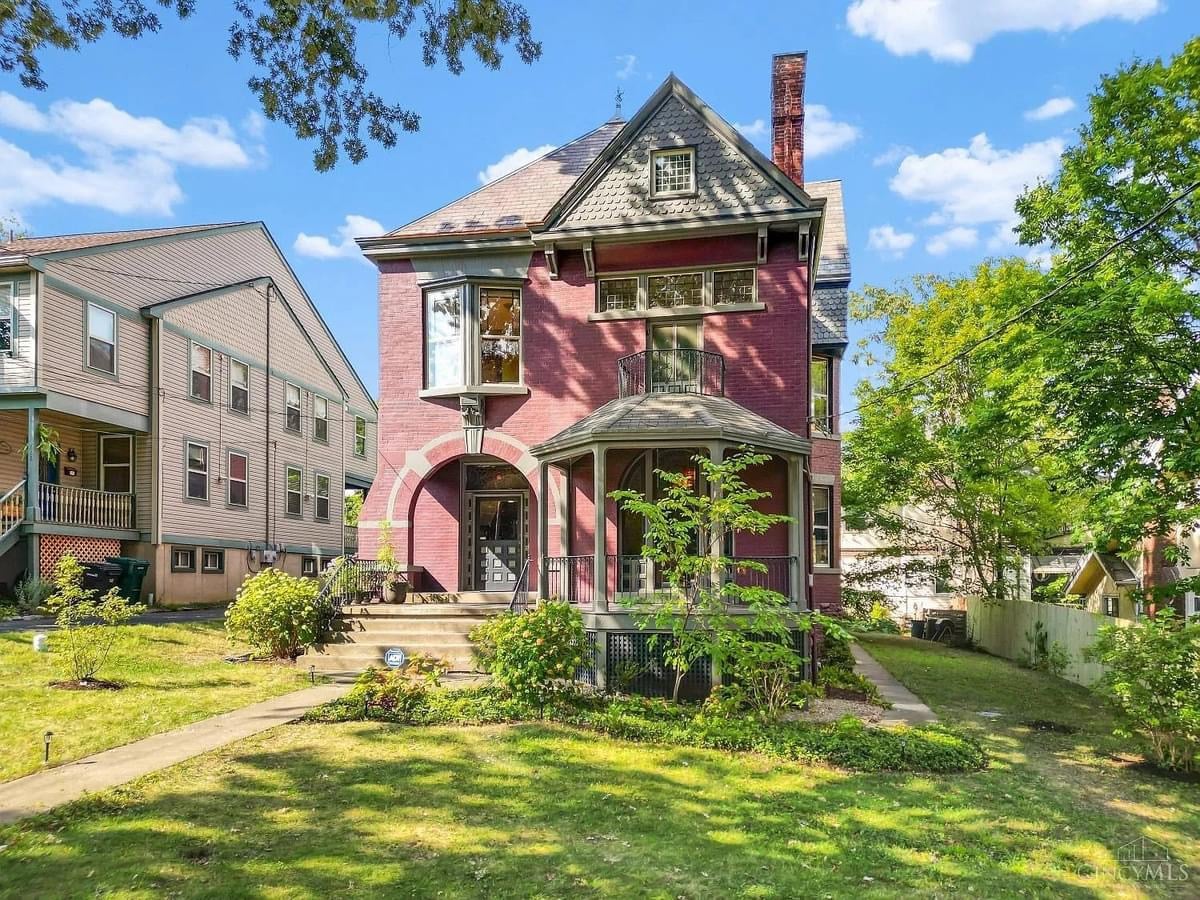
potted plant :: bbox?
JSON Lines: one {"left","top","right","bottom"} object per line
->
{"left": 377, "top": 521, "right": 406, "bottom": 604}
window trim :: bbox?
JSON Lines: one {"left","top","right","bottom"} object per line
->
{"left": 184, "top": 439, "right": 209, "bottom": 503}
{"left": 313, "top": 394, "right": 329, "bottom": 444}
{"left": 477, "top": 285, "right": 523, "bottom": 387}
{"left": 313, "top": 470, "right": 331, "bottom": 522}
{"left": 171, "top": 547, "right": 196, "bottom": 573}
{"left": 85, "top": 301, "right": 117, "bottom": 376}
{"left": 594, "top": 265, "right": 761, "bottom": 316}
{"left": 284, "top": 464, "right": 303, "bottom": 519}
{"left": 283, "top": 382, "right": 302, "bottom": 433}
{"left": 421, "top": 279, "right": 526, "bottom": 392}
{"left": 301, "top": 556, "right": 319, "bottom": 577}
{"left": 811, "top": 355, "right": 833, "bottom": 434}
{"left": 189, "top": 340, "right": 213, "bottom": 403}
{"left": 99, "top": 433, "right": 134, "bottom": 494}
{"left": 812, "top": 484, "right": 833, "bottom": 569}
{"left": 0, "top": 282, "right": 14, "bottom": 357}
{"left": 354, "top": 416, "right": 367, "bottom": 457}
{"left": 1102, "top": 594, "right": 1120, "bottom": 618}
{"left": 229, "top": 358, "right": 250, "bottom": 415}
{"left": 649, "top": 146, "right": 697, "bottom": 199}
{"left": 226, "top": 449, "right": 249, "bottom": 508}
{"left": 201, "top": 549, "right": 225, "bottom": 574}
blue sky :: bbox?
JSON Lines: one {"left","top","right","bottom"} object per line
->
{"left": 0, "top": 1, "right": 1193, "bottom": 413}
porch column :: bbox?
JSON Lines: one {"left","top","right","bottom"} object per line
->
{"left": 593, "top": 445, "right": 608, "bottom": 611}
{"left": 559, "top": 460, "right": 571, "bottom": 557}
{"left": 787, "top": 454, "right": 805, "bottom": 610}
{"left": 537, "top": 460, "right": 549, "bottom": 600}
{"left": 25, "top": 407, "right": 39, "bottom": 577}
{"left": 707, "top": 442, "right": 726, "bottom": 595}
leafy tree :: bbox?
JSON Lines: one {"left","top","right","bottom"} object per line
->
{"left": 610, "top": 448, "right": 828, "bottom": 705}
{"left": 344, "top": 490, "right": 363, "bottom": 527}
{"left": 47, "top": 554, "right": 143, "bottom": 684}
{"left": 844, "top": 261, "right": 1080, "bottom": 602}
{"left": 0, "top": 1, "right": 541, "bottom": 171}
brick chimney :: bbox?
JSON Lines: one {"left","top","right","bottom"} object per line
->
{"left": 771, "top": 52, "right": 807, "bottom": 186}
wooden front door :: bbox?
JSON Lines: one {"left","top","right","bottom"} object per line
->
{"left": 473, "top": 494, "right": 523, "bottom": 591}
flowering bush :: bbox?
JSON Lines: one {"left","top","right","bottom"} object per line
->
{"left": 469, "top": 601, "right": 589, "bottom": 705}
{"left": 225, "top": 567, "right": 333, "bottom": 659}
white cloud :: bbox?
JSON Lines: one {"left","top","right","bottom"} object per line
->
{"left": 1025, "top": 96, "right": 1076, "bottom": 121}
{"left": 0, "top": 91, "right": 259, "bottom": 218}
{"left": 867, "top": 224, "right": 916, "bottom": 259}
{"left": 926, "top": 226, "right": 978, "bottom": 256}
{"left": 806, "top": 104, "right": 861, "bottom": 158}
{"left": 872, "top": 144, "right": 914, "bottom": 166}
{"left": 294, "top": 214, "right": 384, "bottom": 260}
{"left": 889, "top": 133, "right": 1063, "bottom": 238}
{"left": 477, "top": 144, "right": 555, "bottom": 185}
{"left": 847, "top": 0, "right": 1161, "bottom": 63}
{"left": 734, "top": 118, "right": 768, "bottom": 139}
{"left": 615, "top": 54, "right": 638, "bottom": 79}
{"left": 1026, "top": 245, "right": 1055, "bottom": 270}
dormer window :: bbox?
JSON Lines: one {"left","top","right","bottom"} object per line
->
{"left": 651, "top": 147, "right": 695, "bottom": 198}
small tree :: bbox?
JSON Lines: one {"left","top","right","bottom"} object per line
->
{"left": 47, "top": 554, "right": 143, "bottom": 685}
{"left": 610, "top": 448, "right": 830, "bottom": 705}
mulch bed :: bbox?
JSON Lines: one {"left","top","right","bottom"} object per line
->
{"left": 1109, "top": 753, "right": 1200, "bottom": 784}
{"left": 49, "top": 678, "right": 122, "bottom": 691}
{"left": 1019, "top": 719, "right": 1079, "bottom": 735}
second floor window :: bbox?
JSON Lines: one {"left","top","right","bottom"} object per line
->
{"left": 285, "top": 383, "right": 301, "bottom": 432}
{"left": 227, "top": 451, "right": 248, "bottom": 507}
{"left": 285, "top": 465, "right": 302, "bottom": 517}
{"left": 230, "top": 360, "right": 249, "bottom": 413}
{"left": 314, "top": 472, "right": 330, "bottom": 521}
{"left": 186, "top": 441, "right": 208, "bottom": 501}
{"left": 87, "top": 303, "right": 116, "bottom": 374}
{"left": 313, "top": 395, "right": 328, "bottom": 442}
{"left": 190, "top": 343, "right": 212, "bottom": 402}
{"left": 425, "top": 285, "right": 462, "bottom": 389}
{"left": 0, "top": 284, "right": 13, "bottom": 355}
{"left": 479, "top": 287, "right": 520, "bottom": 384}
{"left": 354, "top": 416, "right": 367, "bottom": 456}
{"left": 648, "top": 272, "right": 703, "bottom": 309}
{"left": 812, "top": 485, "right": 831, "bottom": 567}
{"left": 811, "top": 357, "right": 831, "bottom": 432}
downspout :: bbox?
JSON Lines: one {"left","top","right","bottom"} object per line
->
{"left": 264, "top": 283, "right": 272, "bottom": 547}
{"left": 149, "top": 318, "right": 162, "bottom": 547}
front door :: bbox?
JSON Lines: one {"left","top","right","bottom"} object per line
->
{"left": 474, "top": 494, "right": 523, "bottom": 591}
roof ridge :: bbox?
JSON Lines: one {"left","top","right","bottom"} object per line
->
{"left": 1, "top": 221, "right": 250, "bottom": 253}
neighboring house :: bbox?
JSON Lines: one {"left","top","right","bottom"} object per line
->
{"left": 0, "top": 223, "right": 376, "bottom": 604}
{"left": 1065, "top": 552, "right": 1140, "bottom": 619}
{"left": 354, "top": 54, "right": 847, "bottom": 684}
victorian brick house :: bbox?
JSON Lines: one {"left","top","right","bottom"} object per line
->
{"left": 353, "top": 54, "right": 848, "bottom": 689}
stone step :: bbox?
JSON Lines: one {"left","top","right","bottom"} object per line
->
{"left": 310, "top": 644, "right": 481, "bottom": 673}
{"left": 324, "top": 632, "right": 478, "bottom": 649}
{"left": 337, "top": 602, "right": 510, "bottom": 618}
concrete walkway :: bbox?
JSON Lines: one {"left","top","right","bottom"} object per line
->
{"left": 0, "top": 607, "right": 225, "bottom": 634}
{"left": 0, "top": 682, "right": 348, "bottom": 825}
{"left": 851, "top": 643, "right": 938, "bottom": 727}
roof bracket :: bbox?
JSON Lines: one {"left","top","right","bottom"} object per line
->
{"left": 545, "top": 243, "right": 559, "bottom": 279}
{"left": 757, "top": 226, "right": 769, "bottom": 264}
{"left": 582, "top": 241, "right": 596, "bottom": 278}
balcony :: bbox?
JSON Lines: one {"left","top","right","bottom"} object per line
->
{"left": 38, "top": 484, "right": 135, "bottom": 531}
{"left": 617, "top": 349, "right": 725, "bottom": 398}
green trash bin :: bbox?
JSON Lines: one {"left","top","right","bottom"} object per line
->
{"left": 107, "top": 556, "right": 150, "bottom": 602}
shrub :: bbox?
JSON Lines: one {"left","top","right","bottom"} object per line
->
{"left": 1018, "top": 620, "right": 1071, "bottom": 677}
{"left": 1086, "top": 610, "right": 1200, "bottom": 772}
{"left": 820, "top": 629, "right": 855, "bottom": 670}
{"left": 468, "top": 601, "right": 589, "bottom": 705}
{"left": 225, "top": 567, "right": 333, "bottom": 659}
{"left": 818, "top": 666, "right": 887, "bottom": 706}
{"left": 12, "top": 574, "right": 55, "bottom": 614}
{"left": 47, "top": 554, "right": 144, "bottom": 684}
{"left": 724, "top": 636, "right": 807, "bottom": 722}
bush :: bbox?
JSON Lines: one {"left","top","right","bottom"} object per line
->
{"left": 820, "top": 629, "right": 855, "bottom": 670}
{"left": 1018, "top": 620, "right": 1071, "bottom": 677}
{"left": 225, "top": 568, "right": 333, "bottom": 659}
{"left": 47, "top": 555, "right": 144, "bottom": 684}
{"left": 818, "top": 666, "right": 887, "bottom": 706}
{"left": 468, "top": 601, "right": 589, "bottom": 705}
{"left": 1086, "top": 610, "right": 1200, "bottom": 772}
{"left": 12, "top": 574, "right": 55, "bottom": 614}
{"left": 724, "top": 636, "right": 807, "bottom": 722}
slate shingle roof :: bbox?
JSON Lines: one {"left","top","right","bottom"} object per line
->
{"left": 388, "top": 122, "right": 624, "bottom": 237}
{"left": 805, "top": 179, "right": 850, "bottom": 346}
{"left": 531, "top": 392, "right": 807, "bottom": 457}
{"left": 0, "top": 223, "right": 245, "bottom": 255}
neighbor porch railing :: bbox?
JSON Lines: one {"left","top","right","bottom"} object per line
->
{"left": 545, "top": 555, "right": 594, "bottom": 607}
{"left": 38, "top": 484, "right": 134, "bottom": 530}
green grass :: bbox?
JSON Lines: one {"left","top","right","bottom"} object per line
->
{"left": 0, "top": 622, "right": 311, "bottom": 781}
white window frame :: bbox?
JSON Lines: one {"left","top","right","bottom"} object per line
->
{"left": 424, "top": 283, "right": 465, "bottom": 389}
{"left": 0, "top": 282, "right": 14, "bottom": 356}
{"left": 99, "top": 434, "right": 133, "bottom": 494}
{"left": 595, "top": 266, "right": 759, "bottom": 314}
{"left": 650, "top": 146, "right": 696, "bottom": 198}
{"left": 478, "top": 286, "right": 523, "bottom": 386}
{"left": 712, "top": 267, "right": 757, "bottom": 305}
{"left": 284, "top": 382, "right": 302, "bottom": 433}
{"left": 185, "top": 440, "right": 209, "bottom": 502}
{"left": 285, "top": 465, "right": 303, "bottom": 518}
{"left": 812, "top": 485, "right": 832, "bottom": 568}
{"left": 171, "top": 547, "right": 196, "bottom": 573}
{"left": 202, "top": 549, "right": 225, "bottom": 574}
{"left": 301, "top": 556, "right": 319, "bottom": 577}
{"left": 227, "top": 450, "right": 248, "bottom": 508}
{"left": 314, "top": 471, "right": 330, "bottom": 521}
{"left": 86, "top": 302, "right": 117, "bottom": 375}
{"left": 189, "top": 341, "right": 213, "bottom": 403}
{"left": 811, "top": 356, "right": 832, "bottom": 434}
{"left": 354, "top": 416, "right": 367, "bottom": 457}
{"left": 313, "top": 395, "right": 328, "bottom": 443}
{"left": 230, "top": 359, "right": 250, "bottom": 414}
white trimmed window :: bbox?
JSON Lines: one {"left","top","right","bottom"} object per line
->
{"left": 811, "top": 357, "right": 831, "bottom": 432}
{"left": 185, "top": 441, "right": 208, "bottom": 501}
{"left": 99, "top": 434, "right": 133, "bottom": 494}
{"left": 227, "top": 451, "right": 248, "bottom": 507}
{"left": 599, "top": 277, "right": 639, "bottom": 312}
{"left": 314, "top": 472, "right": 330, "bottom": 521}
{"left": 354, "top": 416, "right": 367, "bottom": 457}
{"left": 0, "top": 283, "right": 14, "bottom": 355}
{"left": 313, "top": 395, "right": 328, "bottom": 442}
{"left": 190, "top": 343, "right": 212, "bottom": 402}
{"left": 285, "top": 465, "right": 302, "bottom": 517}
{"left": 479, "top": 287, "right": 521, "bottom": 384}
{"left": 202, "top": 549, "right": 224, "bottom": 573}
{"left": 812, "top": 485, "right": 832, "bottom": 567}
{"left": 713, "top": 268, "right": 755, "bottom": 305}
{"left": 648, "top": 272, "right": 703, "bottom": 309}
{"left": 86, "top": 303, "right": 116, "bottom": 374}
{"left": 424, "top": 285, "right": 463, "bottom": 389}
{"left": 171, "top": 547, "right": 195, "bottom": 572}
{"left": 230, "top": 359, "right": 249, "bottom": 413}
{"left": 651, "top": 147, "right": 695, "bottom": 197}
{"left": 285, "top": 383, "right": 301, "bottom": 432}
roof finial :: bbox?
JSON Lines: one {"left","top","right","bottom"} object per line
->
{"left": 614, "top": 87, "right": 624, "bottom": 120}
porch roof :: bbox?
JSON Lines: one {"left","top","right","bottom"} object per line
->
{"left": 530, "top": 392, "right": 810, "bottom": 459}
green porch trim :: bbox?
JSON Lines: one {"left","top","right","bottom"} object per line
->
{"left": 23, "top": 522, "right": 139, "bottom": 541}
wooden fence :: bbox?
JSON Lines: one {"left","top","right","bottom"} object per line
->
{"left": 966, "top": 597, "right": 1131, "bottom": 686}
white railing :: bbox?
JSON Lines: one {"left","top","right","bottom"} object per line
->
{"left": 38, "top": 483, "right": 135, "bottom": 530}
{"left": 0, "top": 480, "right": 26, "bottom": 538}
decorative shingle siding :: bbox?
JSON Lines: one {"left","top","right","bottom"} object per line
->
{"left": 556, "top": 95, "right": 806, "bottom": 231}
{"left": 812, "top": 285, "right": 849, "bottom": 345}
{"left": 806, "top": 180, "right": 850, "bottom": 347}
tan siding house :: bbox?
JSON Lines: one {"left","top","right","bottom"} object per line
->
{"left": 0, "top": 223, "right": 376, "bottom": 604}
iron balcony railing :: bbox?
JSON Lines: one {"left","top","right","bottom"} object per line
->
{"left": 545, "top": 554, "right": 594, "bottom": 607}
{"left": 617, "top": 349, "right": 725, "bottom": 398}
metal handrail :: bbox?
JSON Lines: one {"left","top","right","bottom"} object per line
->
{"left": 616, "top": 349, "right": 725, "bottom": 398}
{"left": 509, "top": 559, "right": 531, "bottom": 613}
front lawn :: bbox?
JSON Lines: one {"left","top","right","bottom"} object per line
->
{"left": 0, "top": 622, "right": 311, "bottom": 782}
{"left": 1, "top": 636, "right": 1198, "bottom": 896}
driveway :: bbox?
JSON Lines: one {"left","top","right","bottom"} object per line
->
{"left": 0, "top": 606, "right": 226, "bottom": 633}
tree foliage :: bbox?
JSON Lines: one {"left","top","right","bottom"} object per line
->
{"left": 0, "top": 1, "right": 541, "bottom": 171}
{"left": 48, "top": 554, "right": 143, "bottom": 684}
{"left": 844, "top": 261, "right": 1080, "bottom": 602}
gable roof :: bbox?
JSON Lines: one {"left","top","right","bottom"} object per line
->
{"left": 1065, "top": 551, "right": 1139, "bottom": 596}
{"left": 387, "top": 122, "right": 624, "bottom": 238}
{"left": 0, "top": 223, "right": 245, "bottom": 255}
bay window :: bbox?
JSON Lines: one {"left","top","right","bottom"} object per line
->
{"left": 424, "top": 285, "right": 463, "bottom": 389}
{"left": 479, "top": 288, "right": 521, "bottom": 383}
{"left": 422, "top": 280, "right": 523, "bottom": 391}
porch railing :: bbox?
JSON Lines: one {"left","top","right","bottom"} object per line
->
{"left": 38, "top": 484, "right": 134, "bottom": 530}
{"left": 609, "top": 554, "right": 652, "bottom": 601}
{"left": 601, "top": 554, "right": 798, "bottom": 604}
{"left": 0, "top": 480, "right": 26, "bottom": 538}
{"left": 617, "top": 349, "right": 725, "bottom": 398}
{"left": 545, "top": 555, "right": 594, "bottom": 607}
{"left": 320, "top": 558, "right": 410, "bottom": 607}
{"left": 725, "top": 556, "right": 795, "bottom": 603}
